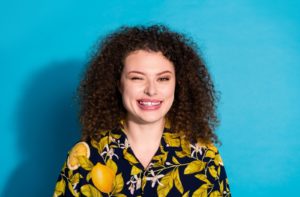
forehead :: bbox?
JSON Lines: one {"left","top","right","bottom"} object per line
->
{"left": 123, "top": 50, "right": 174, "bottom": 73}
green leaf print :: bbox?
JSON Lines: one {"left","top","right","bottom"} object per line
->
{"left": 106, "top": 159, "right": 118, "bottom": 174}
{"left": 195, "top": 174, "right": 211, "bottom": 184}
{"left": 77, "top": 156, "right": 94, "bottom": 171}
{"left": 113, "top": 173, "right": 124, "bottom": 194}
{"left": 68, "top": 182, "right": 79, "bottom": 197}
{"left": 208, "top": 166, "right": 218, "bottom": 179}
{"left": 157, "top": 172, "right": 173, "bottom": 197}
{"left": 123, "top": 150, "right": 139, "bottom": 164}
{"left": 173, "top": 168, "right": 184, "bottom": 194}
{"left": 183, "top": 191, "right": 190, "bottom": 197}
{"left": 81, "top": 184, "right": 103, "bottom": 197}
{"left": 54, "top": 178, "right": 66, "bottom": 196}
{"left": 70, "top": 173, "right": 80, "bottom": 185}
{"left": 192, "top": 184, "right": 209, "bottom": 197}
{"left": 184, "top": 160, "right": 206, "bottom": 174}
{"left": 131, "top": 165, "right": 142, "bottom": 175}
{"left": 209, "top": 191, "right": 221, "bottom": 197}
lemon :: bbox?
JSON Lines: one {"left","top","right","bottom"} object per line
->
{"left": 91, "top": 163, "right": 115, "bottom": 193}
{"left": 67, "top": 142, "right": 90, "bottom": 170}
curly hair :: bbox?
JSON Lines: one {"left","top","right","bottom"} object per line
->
{"left": 78, "top": 24, "right": 220, "bottom": 144}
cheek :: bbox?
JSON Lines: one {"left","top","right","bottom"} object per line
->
{"left": 119, "top": 80, "right": 131, "bottom": 98}
{"left": 165, "top": 83, "right": 176, "bottom": 98}
{"left": 121, "top": 88, "right": 131, "bottom": 100}
{"left": 121, "top": 86, "right": 138, "bottom": 102}
{"left": 161, "top": 88, "right": 175, "bottom": 107}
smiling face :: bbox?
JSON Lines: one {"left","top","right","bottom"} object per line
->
{"left": 119, "top": 50, "right": 176, "bottom": 125}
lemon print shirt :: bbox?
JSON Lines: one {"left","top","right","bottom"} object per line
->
{"left": 54, "top": 124, "right": 231, "bottom": 197}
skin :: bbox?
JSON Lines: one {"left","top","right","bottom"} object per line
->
{"left": 119, "top": 50, "right": 176, "bottom": 168}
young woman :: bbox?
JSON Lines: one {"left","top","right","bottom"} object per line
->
{"left": 53, "top": 25, "right": 231, "bottom": 197}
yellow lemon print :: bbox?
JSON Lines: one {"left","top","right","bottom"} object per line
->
{"left": 67, "top": 142, "right": 90, "bottom": 170}
{"left": 91, "top": 163, "right": 115, "bottom": 193}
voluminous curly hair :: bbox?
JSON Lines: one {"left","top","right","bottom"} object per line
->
{"left": 79, "top": 24, "right": 220, "bottom": 144}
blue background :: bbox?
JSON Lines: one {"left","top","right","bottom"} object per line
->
{"left": 1, "top": 0, "right": 299, "bottom": 196}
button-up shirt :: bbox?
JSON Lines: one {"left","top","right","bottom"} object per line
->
{"left": 54, "top": 125, "right": 231, "bottom": 197}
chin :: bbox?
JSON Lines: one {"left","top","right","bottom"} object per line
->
{"left": 136, "top": 114, "right": 166, "bottom": 124}
{"left": 127, "top": 104, "right": 171, "bottom": 124}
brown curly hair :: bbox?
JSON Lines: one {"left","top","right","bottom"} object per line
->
{"left": 79, "top": 24, "right": 220, "bottom": 144}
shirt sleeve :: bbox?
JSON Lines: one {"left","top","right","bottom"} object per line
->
{"left": 205, "top": 146, "right": 231, "bottom": 197}
{"left": 53, "top": 141, "right": 91, "bottom": 197}
{"left": 53, "top": 156, "right": 87, "bottom": 197}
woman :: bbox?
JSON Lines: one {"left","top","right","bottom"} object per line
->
{"left": 54, "top": 25, "right": 231, "bottom": 197}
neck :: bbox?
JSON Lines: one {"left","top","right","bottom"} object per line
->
{"left": 123, "top": 118, "right": 165, "bottom": 145}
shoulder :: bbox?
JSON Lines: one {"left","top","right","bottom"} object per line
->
{"left": 66, "top": 135, "right": 109, "bottom": 171}
{"left": 177, "top": 135, "right": 224, "bottom": 166}
{"left": 163, "top": 132, "right": 225, "bottom": 168}
{"left": 195, "top": 142, "right": 224, "bottom": 165}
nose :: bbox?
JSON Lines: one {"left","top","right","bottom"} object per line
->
{"left": 144, "top": 80, "right": 157, "bottom": 96}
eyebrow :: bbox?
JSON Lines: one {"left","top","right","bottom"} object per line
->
{"left": 127, "top": 71, "right": 173, "bottom": 75}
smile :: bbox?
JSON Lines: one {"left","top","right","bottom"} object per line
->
{"left": 137, "top": 99, "right": 163, "bottom": 110}
{"left": 138, "top": 101, "right": 161, "bottom": 106}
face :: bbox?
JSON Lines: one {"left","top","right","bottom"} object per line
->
{"left": 119, "top": 50, "right": 176, "bottom": 125}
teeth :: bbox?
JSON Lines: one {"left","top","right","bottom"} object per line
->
{"left": 139, "top": 101, "right": 161, "bottom": 106}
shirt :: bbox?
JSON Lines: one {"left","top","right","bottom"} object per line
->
{"left": 53, "top": 124, "right": 231, "bottom": 197}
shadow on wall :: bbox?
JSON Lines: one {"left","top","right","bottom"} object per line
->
{"left": 2, "top": 60, "right": 85, "bottom": 197}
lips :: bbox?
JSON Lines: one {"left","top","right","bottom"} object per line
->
{"left": 137, "top": 99, "right": 162, "bottom": 110}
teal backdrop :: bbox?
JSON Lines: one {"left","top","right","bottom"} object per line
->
{"left": 1, "top": 0, "right": 299, "bottom": 196}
